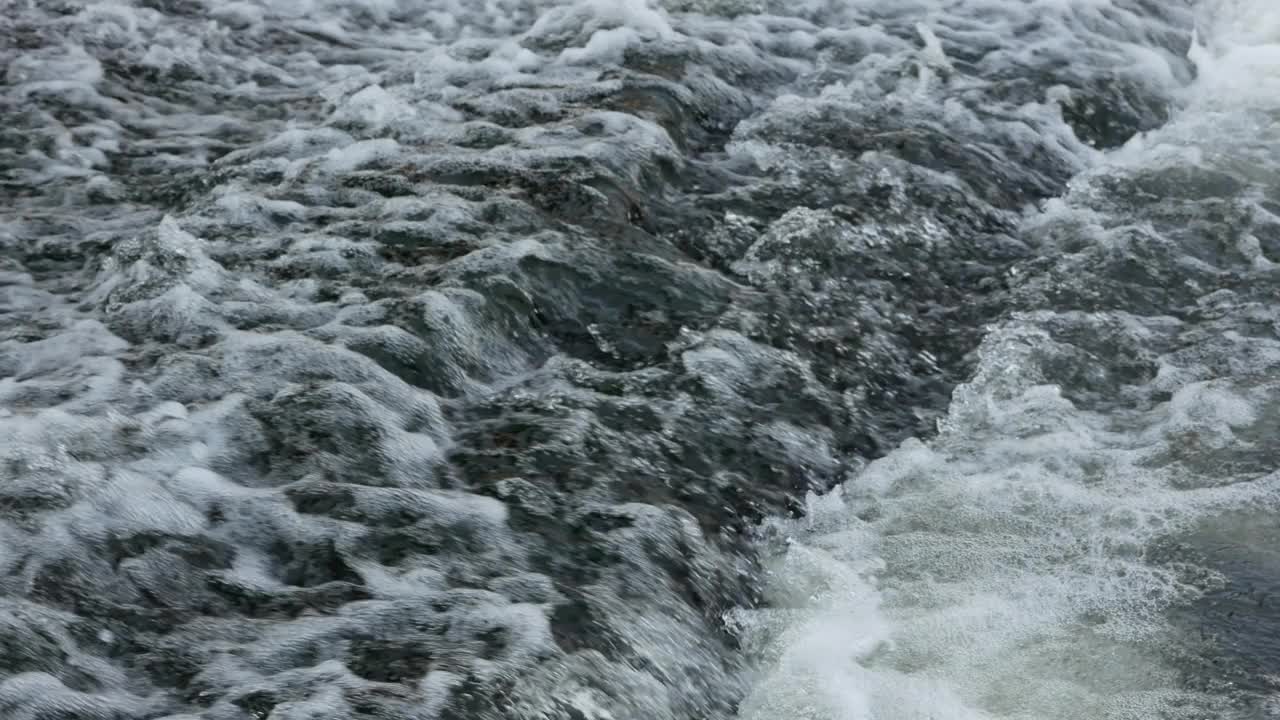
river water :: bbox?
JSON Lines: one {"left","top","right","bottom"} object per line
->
{"left": 1, "top": 1, "right": 1278, "bottom": 719}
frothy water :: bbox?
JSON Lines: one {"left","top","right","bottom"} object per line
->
{"left": 1, "top": 0, "right": 1276, "bottom": 719}
{"left": 731, "top": 1, "right": 1280, "bottom": 718}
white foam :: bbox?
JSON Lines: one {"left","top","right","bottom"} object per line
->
{"left": 322, "top": 138, "right": 402, "bottom": 173}
{"left": 735, "top": 322, "right": 1280, "bottom": 719}
{"left": 1118, "top": 0, "right": 1280, "bottom": 169}
{"left": 528, "top": 0, "right": 676, "bottom": 43}
{"left": 328, "top": 84, "right": 421, "bottom": 133}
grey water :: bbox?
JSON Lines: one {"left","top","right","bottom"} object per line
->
{"left": 2, "top": 1, "right": 1279, "bottom": 719}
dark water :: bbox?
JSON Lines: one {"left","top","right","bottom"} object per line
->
{"left": 2, "top": 1, "right": 1278, "bottom": 719}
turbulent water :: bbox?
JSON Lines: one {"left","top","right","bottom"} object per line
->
{"left": 2, "top": 0, "right": 1278, "bottom": 718}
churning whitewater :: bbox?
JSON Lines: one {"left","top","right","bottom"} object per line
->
{"left": 1, "top": 0, "right": 1278, "bottom": 719}
{"left": 733, "top": 2, "right": 1280, "bottom": 719}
